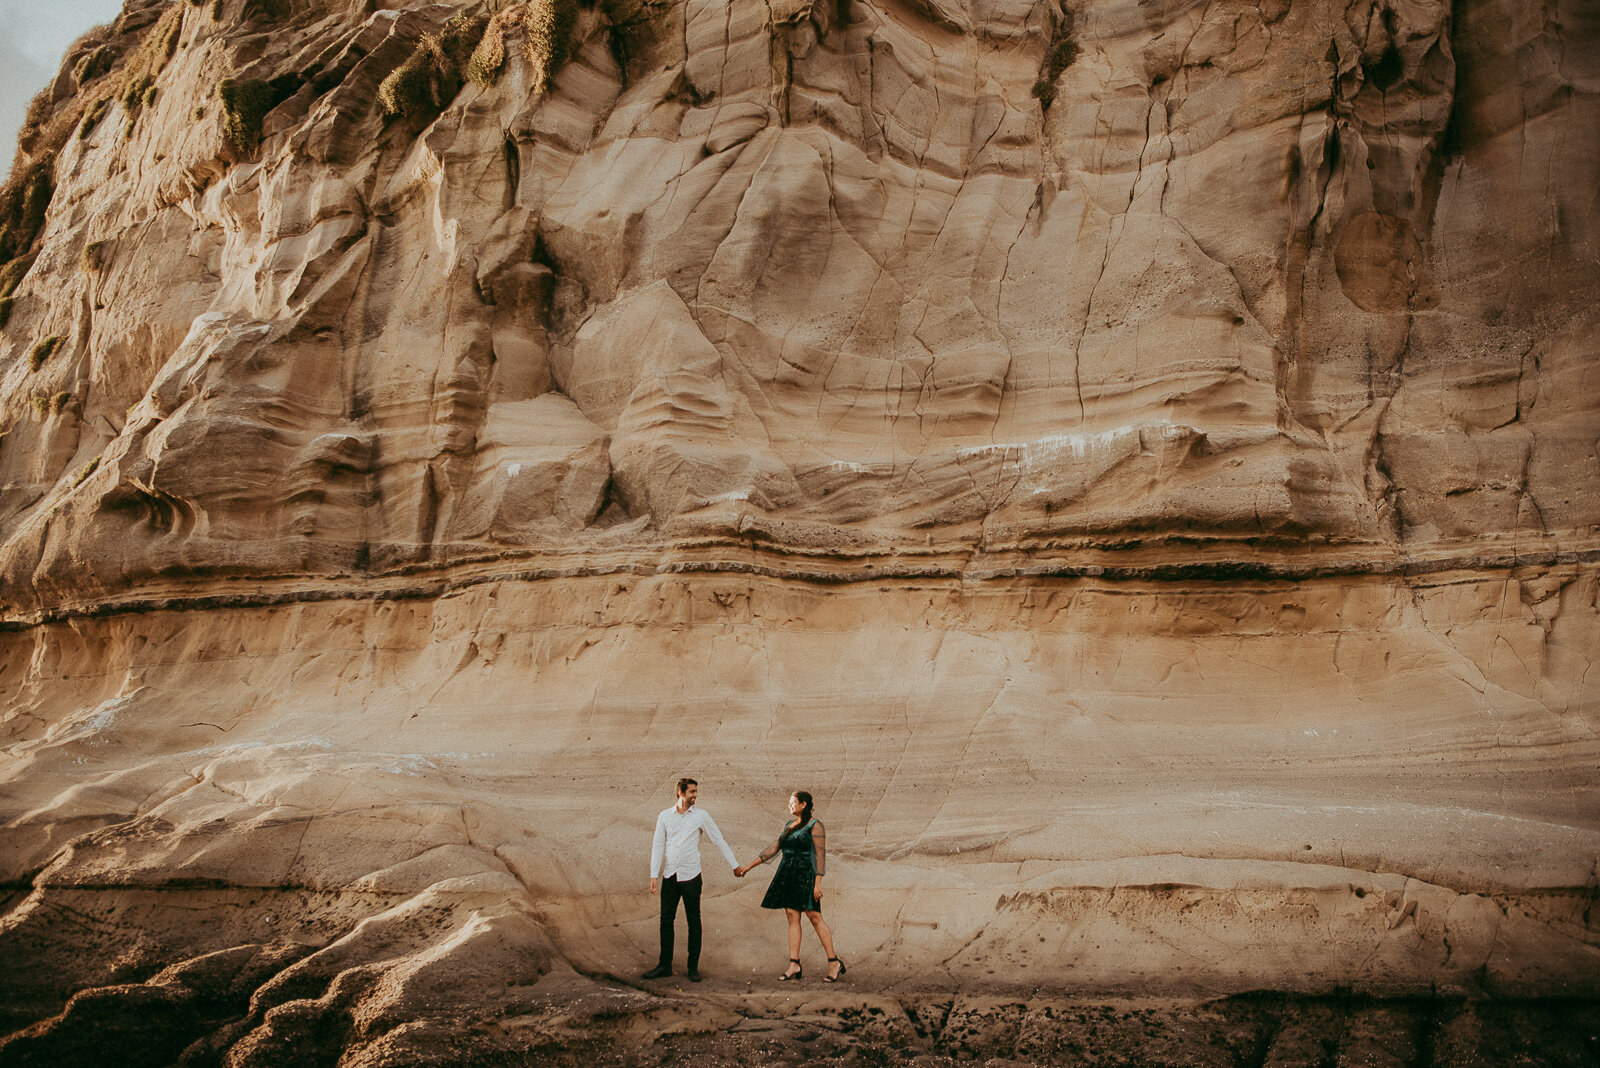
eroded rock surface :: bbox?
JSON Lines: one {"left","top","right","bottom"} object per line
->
{"left": 0, "top": 0, "right": 1596, "bottom": 1062}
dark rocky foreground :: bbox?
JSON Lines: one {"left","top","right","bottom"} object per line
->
{"left": 499, "top": 995, "right": 1600, "bottom": 1068}
{"left": 3, "top": 976, "right": 1597, "bottom": 1067}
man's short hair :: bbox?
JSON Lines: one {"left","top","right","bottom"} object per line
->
{"left": 677, "top": 777, "right": 697, "bottom": 795}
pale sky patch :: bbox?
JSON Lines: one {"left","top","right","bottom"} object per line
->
{"left": 1, "top": 0, "right": 129, "bottom": 180}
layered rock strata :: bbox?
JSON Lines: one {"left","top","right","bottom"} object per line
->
{"left": 0, "top": 0, "right": 1596, "bottom": 1061}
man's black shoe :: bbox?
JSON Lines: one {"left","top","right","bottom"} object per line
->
{"left": 642, "top": 966, "right": 671, "bottom": 979}
{"left": 687, "top": 969, "right": 702, "bottom": 982}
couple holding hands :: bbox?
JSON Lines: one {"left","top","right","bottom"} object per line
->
{"left": 645, "top": 778, "right": 845, "bottom": 983}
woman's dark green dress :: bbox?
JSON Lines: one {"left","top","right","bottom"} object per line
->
{"left": 760, "top": 819, "right": 821, "bottom": 911}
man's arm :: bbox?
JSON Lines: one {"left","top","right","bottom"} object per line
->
{"left": 699, "top": 810, "right": 740, "bottom": 870}
{"left": 649, "top": 810, "right": 667, "bottom": 892}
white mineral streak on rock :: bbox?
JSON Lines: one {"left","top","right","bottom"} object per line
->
{"left": 0, "top": 0, "right": 1596, "bottom": 1058}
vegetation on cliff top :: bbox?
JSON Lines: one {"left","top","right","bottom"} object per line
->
{"left": 0, "top": 2, "right": 179, "bottom": 309}
{"left": 0, "top": 171, "right": 52, "bottom": 269}
{"left": 118, "top": 3, "right": 184, "bottom": 115}
{"left": 466, "top": 0, "right": 579, "bottom": 94}
{"left": 379, "top": 12, "right": 490, "bottom": 119}
{"left": 380, "top": 0, "right": 581, "bottom": 119}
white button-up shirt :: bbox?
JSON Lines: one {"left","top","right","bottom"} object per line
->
{"left": 650, "top": 804, "right": 738, "bottom": 880}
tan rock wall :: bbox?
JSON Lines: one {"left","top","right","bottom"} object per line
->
{"left": 3, "top": 566, "right": 1597, "bottom": 1007}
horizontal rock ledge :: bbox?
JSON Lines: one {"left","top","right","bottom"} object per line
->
{"left": 4, "top": 541, "right": 1599, "bottom": 632}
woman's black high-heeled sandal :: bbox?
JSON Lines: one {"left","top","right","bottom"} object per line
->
{"left": 824, "top": 957, "right": 846, "bottom": 982}
{"left": 779, "top": 959, "right": 802, "bottom": 980}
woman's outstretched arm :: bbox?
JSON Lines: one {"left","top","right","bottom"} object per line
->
{"left": 736, "top": 834, "right": 783, "bottom": 876}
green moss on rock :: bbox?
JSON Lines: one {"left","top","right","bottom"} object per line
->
{"left": 217, "top": 73, "right": 301, "bottom": 153}
{"left": 1032, "top": 12, "right": 1079, "bottom": 110}
{"left": 0, "top": 256, "right": 36, "bottom": 299}
{"left": 28, "top": 335, "right": 64, "bottom": 372}
{"left": 78, "top": 97, "right": 111, "bottom": 140}
{"left": 217, "top": 77, "right": 273, "bottom": 151}
{"left": 71, "top": 456, "right": 102, "bottom": 488}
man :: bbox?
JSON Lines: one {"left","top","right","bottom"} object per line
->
{"left": 645, "top": 777, "right": 740, "bottom": 981}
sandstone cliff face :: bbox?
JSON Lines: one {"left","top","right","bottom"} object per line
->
{"left": 1, "top": 0, "right": 1595, "bottom": 601}
{"left": 0, "top": 0, "right": 1597, "bottom": 1061}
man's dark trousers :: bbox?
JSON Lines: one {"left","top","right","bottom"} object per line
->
{"left": 658, "top": 874, "right": 703, "bottom": 972}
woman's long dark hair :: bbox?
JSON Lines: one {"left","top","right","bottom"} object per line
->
{"left": 793, "top": 790, "right": 814, "bottom": 824}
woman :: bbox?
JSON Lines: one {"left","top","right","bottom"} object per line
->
{"left": 735, "top": 790, "right": 845, "bottom": 981}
